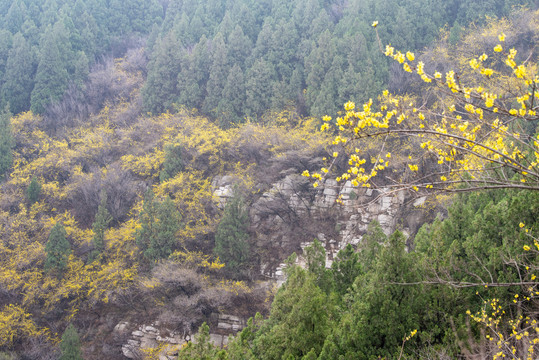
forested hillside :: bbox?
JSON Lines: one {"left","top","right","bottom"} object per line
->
{"left": 1, "top": 0, "right": 539, "bottom": 359}
{"left": 0, "top": 0, "right": 535, "bottom": 123}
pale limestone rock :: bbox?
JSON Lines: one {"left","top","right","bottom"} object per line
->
{"left": 218, "top": 322, "right": 232, "bottom": 330}
{"left": 413, "top": 196, "right": 427, "bottom": 207}
{"left": 114, "top": 321, "right": 129, "bottom": 333}
{"left": 140, "top": 337, "right": 158, "bottom": 349}
{"left": 144, "top": 325, "right": 158, "bottom": 333}
{"left": 381, "top": 196, "right": 392, "bottom": 211}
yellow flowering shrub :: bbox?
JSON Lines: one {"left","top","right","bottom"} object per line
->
{"left": 0, "top": 304, "right": 50, "bottom": 347}
{"left": 310, "top": 12, "right": 539, "bottom": 194}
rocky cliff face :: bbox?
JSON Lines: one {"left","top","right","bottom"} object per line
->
{"left": 119, "top": 174, "right": 439, "bottom": 358}
{"left": 220, "top": 174, "right": 439, "bottom": 280}
{"left": 117, "top": 313, "right": 247, "bottom": 359}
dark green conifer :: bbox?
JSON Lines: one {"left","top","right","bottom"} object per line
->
{"left": 30, "top": 26, "right": 69, "bottom": 114}
{"left": 26, "top": 176, "right": 42, "bottom": 205}
{"left": 177, "top": 35, "right": 211, "bottom": 109}
{"left": 89, "top": 190, "right": 112, "bottom": 261}
{"left": 135, "top": 189, "right": 156, "bottom": 257}
{"left": 145, "top": 196, "right": 181, "bottom": 260}
{"left": 0, "top": 30, "right": 12, "bottom": 88}
{"left": 218, "top": 64, "right": 245, "bottom": 127}
{"left": 330, "top": 244, "right": 362, "bottom": 295}
{"left": 1, "top": 33, "right": 36, "bottom": 114}
{"left": 59, "top": 323, "right": 83, "bottom": 360}
{"left": 0, "top": 106, "right": 13, "bottom": 178}
{"left": 45, "top": 223, "right": 70, "bottom": 273}
{"left": 5, "top": 0, "right": 27, "bottom": 34}
{"left": 227, "top": 25, "right": 252, "bottom": 68}
{"left": 177, "top": 323, "right": 220, "bottom": 360}
{"left": 135, "top": 190, "right": 181, "bottom": 261}
{"left": 214, "top": 193, "right": 249, "bottom": 274}
{"left": 202, "top": 32, "right": 229, "bottom": 117}
{"left": 159, "top": 143, "right": 184, "bottom": 182}
{"left": 142, "top": 32, "right": 182, "bottom": 114}
{"left": 253, "top": 264, "right": 330, "bottom": 359}
{"left": 244, "top": 58, "right": 275, "bottom": 119}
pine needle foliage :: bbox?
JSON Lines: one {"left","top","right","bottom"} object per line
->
{"left": 214, "top": 193, "right": 250, "bottom": 275}
{"left": 44, "top": 222, "right": 70, "bottom": 274}
{"left": 59, "top": 323, "right": 83, "bottom": 360}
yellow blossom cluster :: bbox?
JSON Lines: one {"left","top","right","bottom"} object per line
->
{"left": 309, "top": 23, "right": 539, "bottom": 195}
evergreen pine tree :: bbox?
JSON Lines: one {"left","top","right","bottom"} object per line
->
{"left": 244, "top": 58, "right": 275, "bottom": 120}
{"left": 310, "top": 57, "right": 342, "bottom": 117}
{"left": 202, "top": 32, "right": 229, "bottom": 117}
{"left": 1, "top": 33, "right": 36, "bottom": 114}
{"left": 5, "top": 0, "right": 27, "bottom": 34}
{"left": 135, "top": 191, "right": 181, "bottom": 261}
{"left": 177, "top": 35, "right": 211, "bottom": 109}
{"left": 159, "top": 143, "right": 184, "bottom": 182}
{"left": 0, "top": 30, "right": 12, "bottom": 90}
{"left": 218, "top": 63, "right": 245, "bottom": 127}
{"left": 30, "top": 25, "right": 69, "bottom": 114}
{"left": 45, "top": 223, "right": 70, "bottom": 274}
{"left": 304, "top": 30, "right": 336, "bottom": 115}
{"left": 358, "top": 221, "right": 386, "bottom": 272}
{"left": 214, "top": 193, "right": 249, "bottom": 274}
{"left": 135, "top": 189, "right": 156, "bottom": 257}
{"left": 330, "top": 244, "right": 362, "bottom": 295}
{"left": 0, "top": 106, "right": 13, "bottom": 178}
{"left": 227, "top": 25, "right": 252, "bottom": 68}
{"left": 142, "top": 32, "right": 182, "bottom": 115}
{"left": 304, "top": 239, "right": 331, "bottom": 291}
{"left": 26, "top": 176, "right": 42, "bottom": 205}
{"left": 89, "top": 190, "right": 111, "bottom": 261}
{"left": 252, "top": 265, "right": 331, "bottom": 359}
{"left": 177, "top": 323, "right": 220, "bottom": 360}
{"left": 59, "top": 323, "right": 83, "bottom": 360}
{"left": 145, "top": 196, "right": 181, "bottom": 260}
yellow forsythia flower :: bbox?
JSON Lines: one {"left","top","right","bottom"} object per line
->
{"left": 372, "top": 21, "right": 378, "bottom": 28}
{"left": 344, "top": 101, "right": 355, "bottom": 111}
{"left": 494, "top": 44, "right": 503, "bottom": 52}
{"left": 406, "top": 51, "right": 415, "bottom": 61}
{"left": 481, "top": 68, "right": 493, "bottom": 77}
{"left": 514, "top": 65, "right": 527, "bottom": 79}
{"left": 469, "top": 59, "right": 479, "bottom": 69}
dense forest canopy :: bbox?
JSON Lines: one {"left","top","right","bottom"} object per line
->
{"left": 0, "top": 0, "right": 536, "bottom": 124}
{"left": 1, "top": 0, "right": 539, "bottom": 359}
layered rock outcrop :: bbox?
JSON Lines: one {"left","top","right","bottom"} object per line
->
{"left": 212, "top": 174, "right": 437, "bottom": 279}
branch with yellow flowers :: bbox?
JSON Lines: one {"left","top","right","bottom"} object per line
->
{"left": 305, "top": 22, "right": 539, "bottom": 196}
